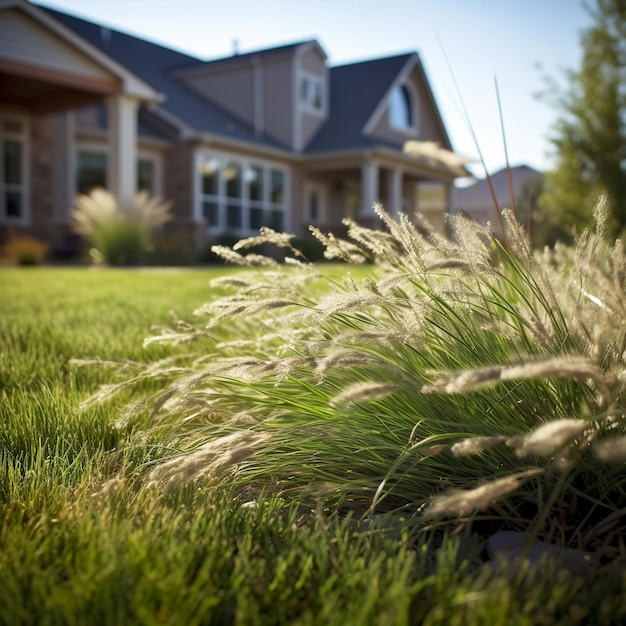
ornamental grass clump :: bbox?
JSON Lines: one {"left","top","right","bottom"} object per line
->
{"left": 70, "top": 188, "right": 172, "bottom": 266}
{"left": 91, "top": 197, "right": 626, "bottom": 557}
{"left": 0, "top": 233, "right": 48, "bottom": 265}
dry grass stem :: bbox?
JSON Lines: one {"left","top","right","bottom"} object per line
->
{"left": 147, "top": 431, "right": 270, "bottom": 492}
{"left": 425, "top": 469, "right": 544, "bottom": 518}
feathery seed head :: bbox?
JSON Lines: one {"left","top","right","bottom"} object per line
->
{"left": 425, "top": 469, "right": 543, "bottom": 518}
{"left": 330, "top": 382, "right": 399, "bottom": 406}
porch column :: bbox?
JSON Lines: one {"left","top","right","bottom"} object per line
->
{"left": 361, "top": 161, "right": 379, "bottom": 222}
{"left": 108, "top": 94, "right": 139, "bottom": 205}
{"left": 388, "top": 168, "right": 402, "bottom": 217}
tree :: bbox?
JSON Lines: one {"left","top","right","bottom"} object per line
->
{"left": 539, "top": 0, "right": 626, "bottom": 240}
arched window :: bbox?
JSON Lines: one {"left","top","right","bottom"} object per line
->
{"left": 389, "top": 84, "right": 414, "bottom": 130}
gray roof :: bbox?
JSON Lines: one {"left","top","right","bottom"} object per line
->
{"left": 453, "top": 165, "right": 545, "bottom": 212}
{"left": 41, "top": 5, "right": 291, "bottom": 150}
{"left": 173, "top": 40, "right": 320, "bottom": 76}
{"left": 39, "top": 5, "right": 432, "bottom": 158}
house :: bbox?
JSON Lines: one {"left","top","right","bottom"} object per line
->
{"left": 0, "top": 0, "right": 470, "bottom": 258}
{"left": 452, "top": 165, "right": 545, "bottom": 237}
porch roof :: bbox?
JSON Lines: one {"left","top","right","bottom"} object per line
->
{"left": 0, "top": 0, "right": 162, "bottom": 113}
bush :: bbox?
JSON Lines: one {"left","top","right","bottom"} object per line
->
{"left": 70, "top": 188, "right": 172, "bottom": 266}
{"left": 1, "top": 234, "right": 48, "bottom": 266}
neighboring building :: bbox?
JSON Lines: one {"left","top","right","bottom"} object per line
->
{"left": 452, "top": 165, "right": 545, "bottom": 237}
{"left": 0, "top": 0, "right": 470, "bottom": 257}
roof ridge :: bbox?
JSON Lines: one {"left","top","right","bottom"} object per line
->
{"left": 203, "top": 38, "right": 319, "bottom": 64}
{"left": 331, "top": 51, "right": 416, "bottom": 70}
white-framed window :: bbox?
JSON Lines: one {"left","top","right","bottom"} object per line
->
{"left": 303, "top": 182, "right": 326, "bottom": 224}
{"left": 75, "top": 144, "right": 109, "bottom": 196}
{"left": 0, "top": 115, "right": 29, "bottom": 225}
{"left": 389, "top": 83, "right": 419, "bottom": 134}
{"left": 299, "top": 72, "right": 325, "bottom": 115}
{"left": 197, "top": 151, "right": 289, "bottom": 235}
{"left": 137, "top": 149, "right": 162, "bottom": 196}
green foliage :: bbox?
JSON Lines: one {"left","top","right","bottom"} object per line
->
{"left": 539, "top": 0, "right": 626, "bottom": 239}
{"left": 70, "top": 188, "right": 173, "bottom": 266}
{"left": 515, "top": 174, "right": 571, "bottom": 249}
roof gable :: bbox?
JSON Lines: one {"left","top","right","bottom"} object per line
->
{"left": 1, "top": 0, "right": 161, "bottom": 101}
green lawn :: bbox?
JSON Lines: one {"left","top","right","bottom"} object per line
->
{"left": 1, "top": 259, "right": 625, "bottom": 625}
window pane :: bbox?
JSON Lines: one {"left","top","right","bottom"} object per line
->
{"left": 250, "top": 207, "right": 264, "bottom": 230}
{"left": 5, "top": 191, "right": 21, "bottom": 217}
{"left": 76, "top": 151, "right": 107, "bottom": 195}
{"left": 3, "top": 140, "right": 22, "bottom": 185}
{"left": 269, "top": 209, "right": 283, "bottom": 231}
{"left": 270, "top": 169, "right": 284, "bottom": 204}
{"left": 201, "top": 158, "right": 220, "bottom": 195}
{"left": 227, "top": 203, "right": 241, "bottom": 229}
{"left": 224, "top": 162, "right": 241, "bottom": 198}
{"left": 389, "top": 85, "right": 412, "bottom": 128}
{"left": 137, "top": 158, "right": 155, "bottom": 194}
{"left": 312, "top": 83, "right": 322, "bottom": 110}
{"left": 203, "top": 201, "right": 219, "bottom": 226}
{"left": 300, "top": 77, "right": 309, "bottom": 103}
{"left": 247, "top": 166, "right": 263, "bottom": 201}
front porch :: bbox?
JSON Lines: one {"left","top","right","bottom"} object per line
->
{"left": 300, "top": 150, "right": 459, "bottom": 237}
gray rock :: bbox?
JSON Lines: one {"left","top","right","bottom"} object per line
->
{"left": 485, "top": 531, "right": 594, "bottom": 576}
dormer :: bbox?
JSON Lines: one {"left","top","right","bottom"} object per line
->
{"left": 294, "top": 41, "right": 329, "bottom": 151}
{"left": 171, "top": 40, "right": 328, "bottom": 152}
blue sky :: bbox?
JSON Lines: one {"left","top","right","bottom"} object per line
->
{"left": 41, "top": 0, "right": 592, "bottom": 178}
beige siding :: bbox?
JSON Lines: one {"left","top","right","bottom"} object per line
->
{"left": 0, "top": 9, "right": 113, "bottom": 80}
{"left": 289, "top": 164, "right": 305, "bottom": 233}
{"left": 262, "top": 58, "right": 293, "bottom": 147}
{"left": 298, "top": 47, "right": 327, "bottom": 149}
{"left": 180, "top": 66, "right": 255, "bottom": 126}
{"left": 301, "top": 47, "right": 325, "bottom": 75}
